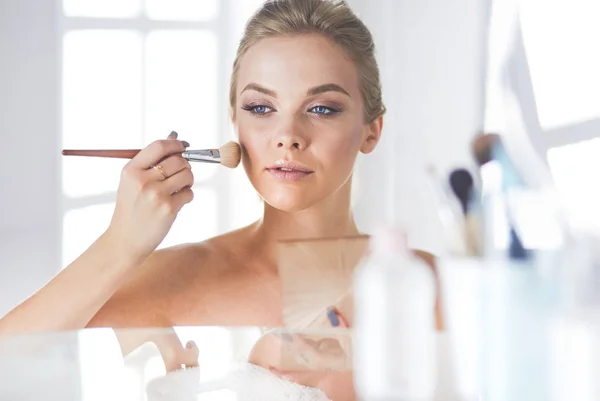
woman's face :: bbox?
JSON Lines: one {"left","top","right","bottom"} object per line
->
{"left": 234, "top": 34, "right": 382, "bottom": 212}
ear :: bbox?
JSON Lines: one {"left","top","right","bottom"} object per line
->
{"left": 359, "top": 115, "right": 383, "bottom": 154}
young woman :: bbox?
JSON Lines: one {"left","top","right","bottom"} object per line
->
{"left": 1, "top": 1, "right": 440, "bottom": 399}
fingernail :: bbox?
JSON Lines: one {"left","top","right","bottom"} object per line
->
{"left": 169, "top": 131, "right": 178, "bottom": 138}
{"left": 327, "top": 308, "right": 340, "bottom": 327}
{"left": 181, "top": 140, "right": 190, "bottom": 148}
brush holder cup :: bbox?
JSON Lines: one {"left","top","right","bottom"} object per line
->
{"left": 438, "top": 256, "right": 560, "bottom": 401}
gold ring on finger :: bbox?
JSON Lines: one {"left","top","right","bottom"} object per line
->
{"left": 152, "top": 164, "right": 168, "bottom": 180}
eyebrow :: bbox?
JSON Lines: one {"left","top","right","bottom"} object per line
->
{"left": 241, "top": 83, "right": 277, "bottom": 97}
{"left": 241, "top": 83, "right": 351, "bottom": 98}
{"left": 307, "top": 83, "right": 351, "bottom": 97}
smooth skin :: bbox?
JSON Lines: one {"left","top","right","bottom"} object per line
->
{"left": 0, "top": 34, "right": 441, "bottom": 400}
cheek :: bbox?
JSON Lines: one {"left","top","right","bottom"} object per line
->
{"left": 316, "top": 126, "right": 363, "bottom": 170}
{"left": 237, "top": 124, "right": 270, "bottom": 170}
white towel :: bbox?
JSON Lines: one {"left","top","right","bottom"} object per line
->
{"left": 146, "top": 362, "right": 331, "bottom": 401}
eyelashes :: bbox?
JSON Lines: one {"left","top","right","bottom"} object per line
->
{"left": 241, "top": 104, "right": 273, "bottom": 115}
{"left": 240, "top": 103, "right": 342, "bottom": 118}
{"left": 310, "top": 105, "right": 341, "bottom": 116}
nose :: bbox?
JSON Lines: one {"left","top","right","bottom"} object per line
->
{"left": 275, "top": 120, "right": 308, "bottom": 151}
{"left": 277, "top": 137, "right": 304, "bottom": 150}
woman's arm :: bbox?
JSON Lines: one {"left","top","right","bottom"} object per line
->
{"left": 0, "top": 134, "right": 194, "bottom": 336}
{"left": 0, "top": 232, "right": 143, "bottom": 335}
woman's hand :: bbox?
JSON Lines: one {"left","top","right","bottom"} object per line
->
{"left": 105, "top": 132, "right": 194, "bottom": 261}
{"left": 280, "top": 308, "right": 352, "bottom": 371}
{"left": 0, "top": 132, "right": 196, "bottom": 335}
{"left": 118, "top": 327, "right": 199, "bottom": 372}
{"left": 154, "top": 336, "right": 199, "bottom": 373}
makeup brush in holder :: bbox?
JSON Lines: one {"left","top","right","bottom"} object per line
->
{"left": 62, "top": 141, "right": 242, "bottom": 169}
{"left": 472, "top": 133, "right": 530, "bottom": 259}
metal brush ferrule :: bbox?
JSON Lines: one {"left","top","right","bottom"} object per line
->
{"left": 182, "top": 149, "right": 221, "bottom": 164}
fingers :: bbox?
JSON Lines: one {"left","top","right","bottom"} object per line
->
{"left": 170, "top": 187, "right": 194, "bottom": 209}
{"left": 140, "top": 184, "right": 193, "bottom": 219}
{"left": 160, "top": 167, "right": 194, "bottom": 195}
{"left": 163, "top": 345, "right": 198, "bottom": 372}
{"left": 327, "top": 307, "right": 349, "bottom": 328}
{"left": 288, "top": 307, "right": 351, "bottom": 370}
{"left": 128, "top": 166, "right": 193, "bottom": 218}
{"left": 183, "top": 341, "right": 200, "bottom": 368}
{"left": 129, "top": 135, "right": 190, "bottom": 169}
{"left": 148, "top": 154, "right": 192, "bottom": 181}
{"left": 326, "top": 307, "right": 352, "bottom": 363}
{"left": 271, "top": 308, "right": 352, "bottom": 372}
{"left": 283, "top": 333, "right": 351, "bottom": 371}
{"left": 157, "top": 336, "right": 199, "bottom": 372}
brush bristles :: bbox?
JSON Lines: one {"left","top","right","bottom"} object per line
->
{"left": 471, "top": 132, "right": 501, "bottom": 166}
{"left": 218, "top": 141, "right": 241, "bottom": 168}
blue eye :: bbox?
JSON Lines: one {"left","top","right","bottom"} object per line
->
{"left": 310, "top": 105, "right": 340, "bottom": 116}
{"left": 253, "top": 105, "right": 269, "bottom": 114}
{"left": 241, "top": 104, "right": 273, "bottom": 115}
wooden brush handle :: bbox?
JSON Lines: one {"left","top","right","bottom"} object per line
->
{"left": 61, "top": 149, "right": 141, "bottom": 159}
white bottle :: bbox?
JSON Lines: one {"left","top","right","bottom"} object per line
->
{"left": 353, "top": 227, "right": 437, "bottom": 401}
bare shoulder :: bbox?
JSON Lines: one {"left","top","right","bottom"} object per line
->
{"left": 87, "top": 225, "right": 254, "bottom": 328}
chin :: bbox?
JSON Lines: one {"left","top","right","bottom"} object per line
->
{"left": 262, "top": 193, "right": 317, "bottom": 212}
{"left": 257, "top": 183, "right": 327, "bottom": 212}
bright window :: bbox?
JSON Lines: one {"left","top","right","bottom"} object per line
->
{"left": 145, "top": 0, "right": 218, "bottom": 21}
{"left": 547, "top": 138, "right": 600, "bottom": 234}
{"left": 62, "top": 30, "right": 142, "bottom": 198}
{"left": 63, "top": 0, "right": 141, "bottom": 18}
{"left": 520, "top": 0, "right": 600, "bottom": 130}
{"left": 63, "top": 203, "right": 116, "bottom": 266}
{"left": 144, "top": 30, "right": 219, "bottom": 181}
{"left": 60, "top": 3, "right": 228, "bottom": 267}
{"left": 485, "top": 0, "right": 600, "bottom": 236}
{"left": 520, "top": 0, "right": 600, "bottom": 232}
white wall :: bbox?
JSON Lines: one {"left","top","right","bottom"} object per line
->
{"left": 0, "top": 0, "right": 61, "bottom": 316}
{"left": 351, "top": 0, "right": 491, "bottom": 254}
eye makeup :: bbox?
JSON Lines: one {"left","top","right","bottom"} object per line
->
{"left": 240, "top": 101, "right": 344, "bottom": 118}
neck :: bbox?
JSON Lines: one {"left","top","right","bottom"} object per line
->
{"left": 249, "top": 181, "right": 360, "bottom": 268}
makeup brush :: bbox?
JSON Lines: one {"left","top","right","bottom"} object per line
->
{"left": 425, "top": 165, "right": 469, "bottom": 256}
{"left": 471, "top": 133, "right": 530, "bottom": 260}
{"left": 448, "top": 168, "right": 483, "bottom": 257}
{"left": 62, "top": 141, "right": 242, "bottom": 169}
{"left": 448, "top": 168, "right": 474, "bottom": 216}
{"left": 471, "top": 132, "right": 501, "bottom": 167}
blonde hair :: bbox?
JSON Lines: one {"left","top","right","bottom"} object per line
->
{"left": 229, "top": 0, "right": 386, "bottom": 123}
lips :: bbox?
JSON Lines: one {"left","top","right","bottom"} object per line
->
{"left": 266, "top": 161, "right": 314, "bottom": 181}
